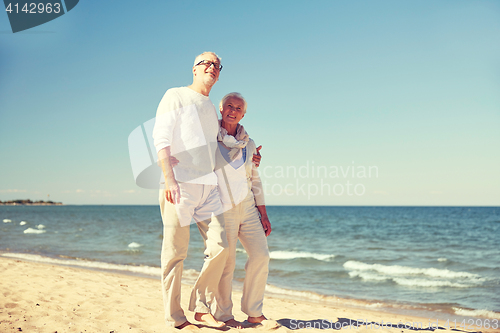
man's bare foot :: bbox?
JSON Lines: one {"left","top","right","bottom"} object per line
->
{"left": 225, "top": 318, "right": 243, "bottom": 329}
{"left": 194, "top": 312, "right": 226, "bottom": 327}
{"left": 176, "top": 321, "right": 201, "bottom": 331}
{"left": 248, "top": 315, "right": 267, "bottom": 324}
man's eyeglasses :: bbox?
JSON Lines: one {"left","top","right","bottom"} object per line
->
{"left": 195, "top": 60, "right": 223, "bottom": 71}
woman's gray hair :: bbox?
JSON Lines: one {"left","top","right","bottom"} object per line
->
{"left": 193, "top": 52, "right": 221, "bottom": 66}
{"left": 220, "top": 92, "right": 247, "bottom": 114}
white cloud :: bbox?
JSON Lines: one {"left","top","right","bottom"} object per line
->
{"left": 0, "top": 189, "right": 27, "bottom": 193}
{"left": 123, "top": 190, "right": 137, "bottom": 194}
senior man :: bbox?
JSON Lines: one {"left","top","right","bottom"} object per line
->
{"left": 153, "top": 52, "right": 228, "bottom": 330}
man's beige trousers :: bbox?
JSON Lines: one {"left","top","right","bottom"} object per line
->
{"left": 159, "top": 183, "right": 228, "bottom": 327}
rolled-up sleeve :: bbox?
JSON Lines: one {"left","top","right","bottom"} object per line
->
{"left": 247, "top": 139, "right": 265, "bottom": 206}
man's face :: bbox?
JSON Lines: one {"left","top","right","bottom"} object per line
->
{"left": 193, "top": 53, "right": 221, "bottom": 87}
{"left": 220, "top": 96, "right": 245, "bottom": 126}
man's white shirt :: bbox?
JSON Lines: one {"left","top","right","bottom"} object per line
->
{"left": 153, "top": 87, "right": 219, "bottom": 185}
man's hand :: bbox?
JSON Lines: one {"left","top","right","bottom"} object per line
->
{"left": 165, "top": 179, "right": 181, "bottom": 204}
{"left": 158, "top": 147, "right": 180, "bottom": 205}
{"left": 261, "top": 215, "right": 271, "bottom": 236}
{"left": 170, "top": 156, "right": 179, "bottom": 167}
{"left": 252, "top": 145, "right": 262, "bottom": 167}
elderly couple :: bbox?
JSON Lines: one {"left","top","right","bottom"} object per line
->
{"left": 152, "top": 52, "right": 271, "bottom": 330}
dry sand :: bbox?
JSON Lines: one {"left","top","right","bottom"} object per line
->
{"left": 0, "top": 257, "right": 496, "bottom": 333}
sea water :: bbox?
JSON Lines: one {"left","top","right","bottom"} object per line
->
{"left": 1, "top": 205, "right": 498, "bottom": 319}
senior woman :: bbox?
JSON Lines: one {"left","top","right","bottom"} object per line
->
{"left": 214, "top": 92, "right": 271, "bottom": 328}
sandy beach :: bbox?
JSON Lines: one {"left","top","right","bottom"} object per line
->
{"left": 1, "top": 257, "right": 497, "bottom": 333}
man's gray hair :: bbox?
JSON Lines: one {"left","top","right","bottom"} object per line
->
{"left": 193, "top": 52, "right": 222, "bottom": 66}
{"left": 220, "top": 92, "right": 247, "bottom": 114}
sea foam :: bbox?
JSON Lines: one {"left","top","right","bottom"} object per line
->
{"left": 1, "top": 253, "right": 204, "bottom": 283}
{"left": 344, "top": 260, "right": 480, "bottom": 279}
{"left": 392, "top": 277, "right": 471, "bottom": 288}
{"left": 452, "top": 307, "right": 500, "bottom": 320}
{"left": 23, "top": 228, "right": 46, "bottom": 234}
{"left": 2, "top": 253, "right": 161, "bottom": 276}
{"left": 264, "top": 284, "right": 387, "bottom": 310}
{"left": 1, "top": 253, "right": 206, "bottom": 285}
{"left": 270, "top": 251, "right": 335, "bottom": 261}
{"left": 265, "top": 284, "right": 334, "bottom": 302}
{"left": 128, "top": 242, "right": 142, "bottom": 248}
{"left": 3, "top": 219, "right": 12, "bottom": 223}
{"left": 344, "top": 260, "right": 484, "bottom": 288}
{"left": 348, "top": 270, "right": 389, "bottom": 282}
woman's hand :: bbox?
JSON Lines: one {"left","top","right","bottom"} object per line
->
{"left": 252, "top": 145, "right": 262, "bottom": 167}
{"left": 261, "top": 215, "right": 271, "bottom": 236}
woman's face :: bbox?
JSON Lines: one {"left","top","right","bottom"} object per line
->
{"left": 220, "top": 96, "right": 245, "bottom": 126}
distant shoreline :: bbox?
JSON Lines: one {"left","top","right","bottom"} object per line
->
{"left": 0, "top": 199, "right": 62, "bottom": 206}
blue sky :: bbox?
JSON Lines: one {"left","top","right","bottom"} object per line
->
{"left": 1, "top": 0, "right": 499, "bottom": 205}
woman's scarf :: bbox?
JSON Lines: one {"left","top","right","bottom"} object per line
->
{"left": 217, "top": 120, "right": 249, "bottom": 160}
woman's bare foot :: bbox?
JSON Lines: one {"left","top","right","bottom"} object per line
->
{"left": 194, "top": 312, "right": 226, "bottom": 327}
{"left": 248, "top": 315, "right": 267, "bottom": 324}
{"left": 225, "top": 318, "right": 243, "bottom": 329}
{"left": 176, "top": 321, "right": 201, "bottom": 331}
